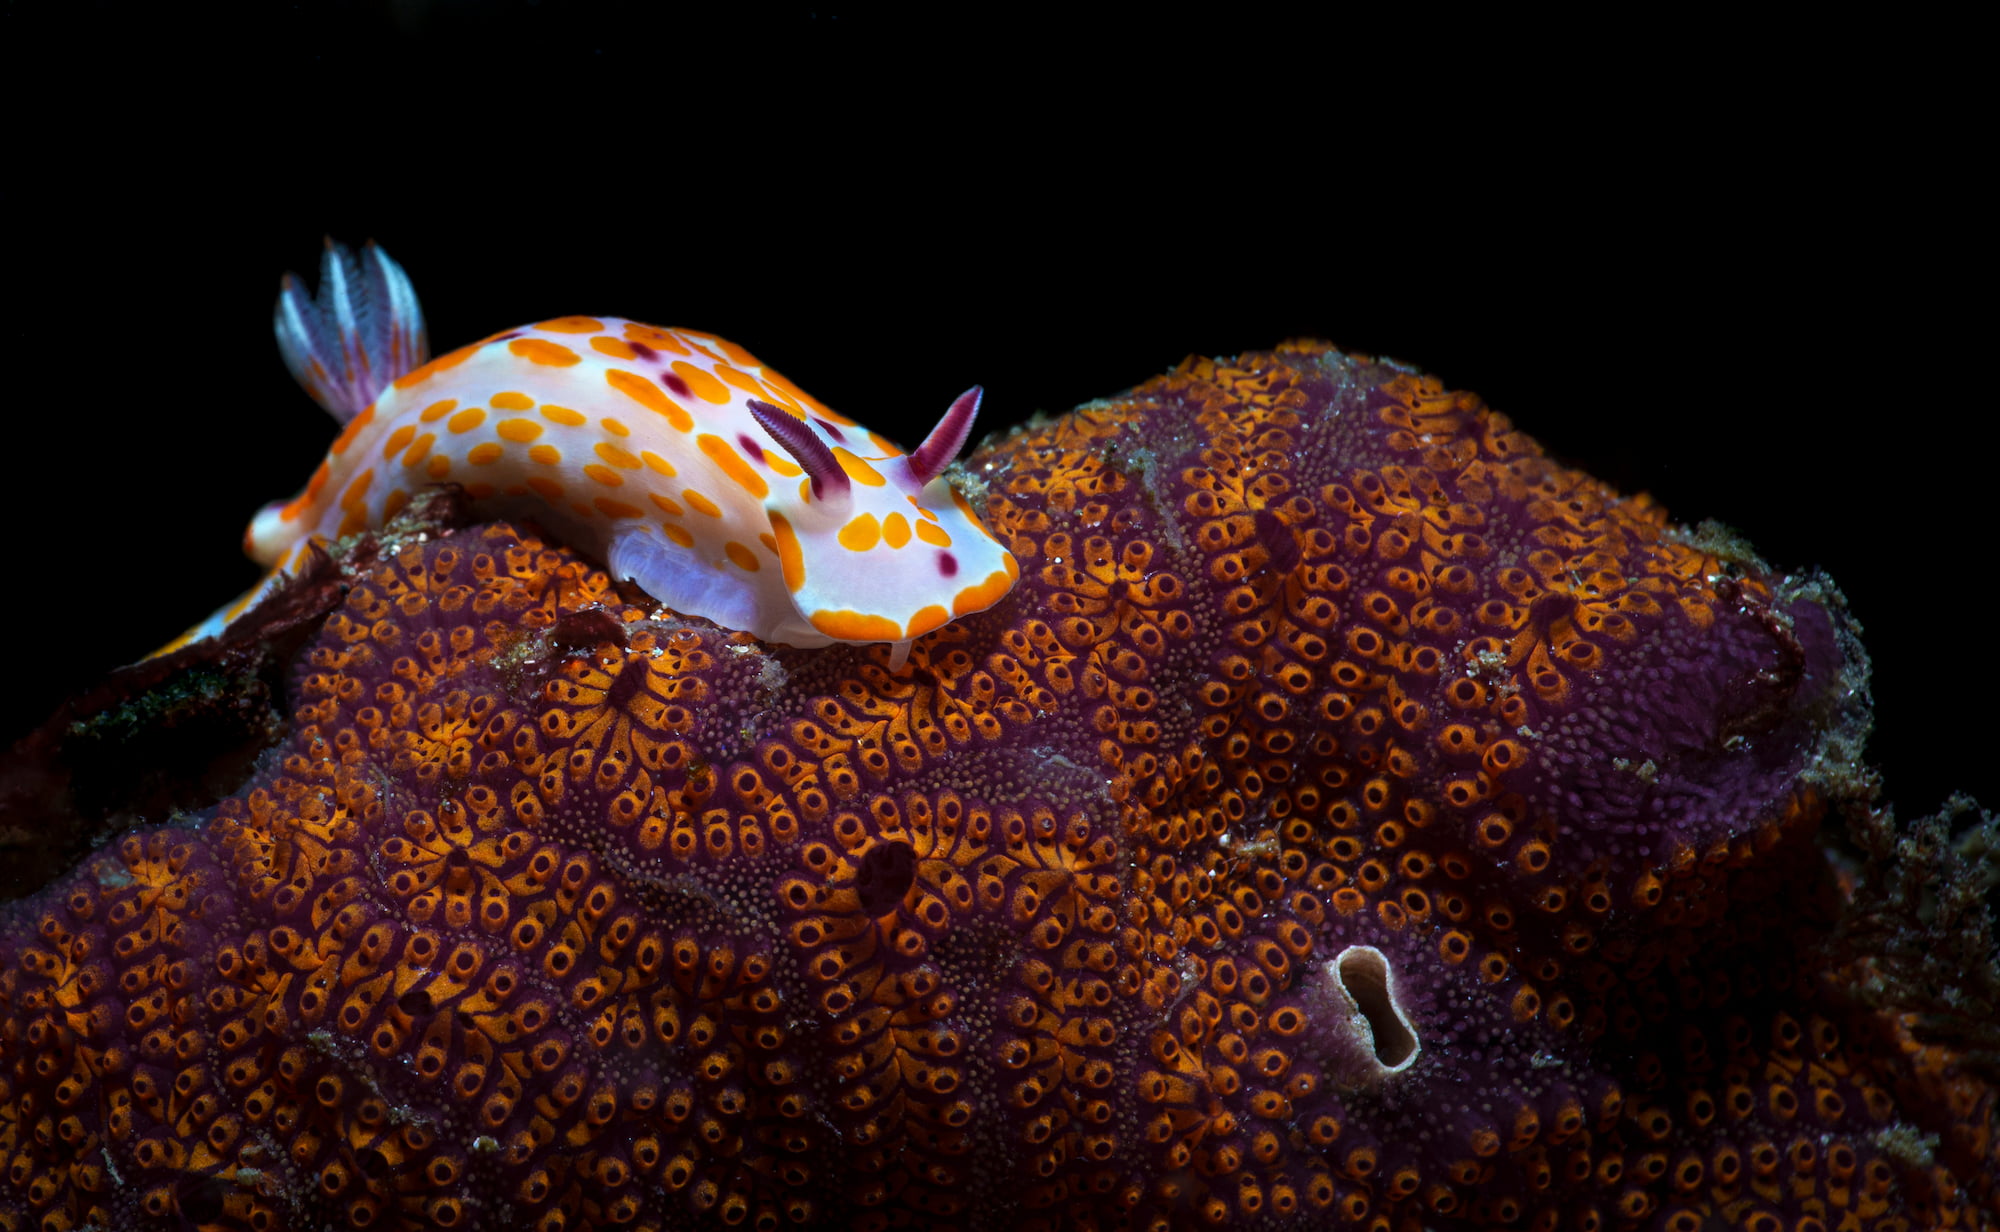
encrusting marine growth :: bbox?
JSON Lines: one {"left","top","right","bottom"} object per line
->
{"left": 0, "top": 250, "right": 1993, "bottom": 1232}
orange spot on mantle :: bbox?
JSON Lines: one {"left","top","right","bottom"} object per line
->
{"left": 838, "top": 513, "right": 882, "bottom": 552}
{"left": 712, "top": 363, "right": 765, "bottom": 399}
{"left": 904, "top": 604, "right": 951, "bottom": 639}
{"left": 915, "top": 519, "right": 952, "bottom": 548}
{"left": 810, "top": 609, "right": 903, "bottom": 644}
{"left": 769, "top": 510, "right": 805, "bottom": 593}
{"left": 952, "top": 553, "right": 1019, "bottom": 617}
{"left": 509, "top": 338, "right": 581, "bottom": 367}
{"left": 715, "top": 335, "right": 764, "bottom": 370}
{"left": 605, "top": 369, "right": 693, "bottom": 432}
{"left": 833, "top": 447, "right": 886, "bottom": 487}
{"left": 670, "top": 361, "right": 731, "bottom": 405}
{"left": 622, "top": 322, "right": 689, "bottom": 355}
{"left": 392, "top": 342, "right": 477, "bottom": 391}
{"left": 698, "top": 434, "right": 769, "bottom": 499}
{"left": 330, "top": 403, "right": 375, "bottom": 455}
{"left": 595, "top": 442, "right": 641, "bottom": 470}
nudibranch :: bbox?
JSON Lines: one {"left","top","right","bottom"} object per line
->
{"left": 176, "top": 241, "right": 1017, "bottom": 667}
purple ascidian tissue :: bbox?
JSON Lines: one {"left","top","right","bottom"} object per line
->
{"left": 2, "top": 340, "right": 1993, "bottom": 1232}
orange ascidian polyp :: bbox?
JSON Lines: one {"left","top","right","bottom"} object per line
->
{"left": 168, "top": 240, "right": 1019, "bottom": 668}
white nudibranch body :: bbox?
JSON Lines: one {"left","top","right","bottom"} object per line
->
{"left": 167, "top": 242, "right": 1018, "bottom": 665}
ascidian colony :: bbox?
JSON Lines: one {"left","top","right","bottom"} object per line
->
{"left": 2, "top": 340, "right": 1994, "bottom": 1232}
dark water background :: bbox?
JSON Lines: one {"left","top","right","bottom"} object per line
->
{"left": 6, "top": 5, "right": 1984, "bottom": 822}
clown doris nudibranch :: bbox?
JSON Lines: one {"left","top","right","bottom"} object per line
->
{"left": 186, "top": 241, "right": 1019, "bottom": 667}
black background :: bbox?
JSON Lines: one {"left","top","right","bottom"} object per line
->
{"left": 5, "top": 5, "right": 1987, "bottom": 819}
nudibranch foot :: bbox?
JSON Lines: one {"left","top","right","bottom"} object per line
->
{"left": 272, "top": 237, "right": 427, "bottom": 422}
{"left": 605, "top": 525, "right": 770, "bottom": 641}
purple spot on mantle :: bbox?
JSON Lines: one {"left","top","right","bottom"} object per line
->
{"left": 664, "top": 373, "right": 692, "bottom": 398}
{"left": 492, "top": 331, "right": 522, "bottom": 342}
{"left": 814, "top": 418, "right": 846, "bottom": 441}
{"left": 629, "top": 341, "right": 657, "bottom": 361}
{"left": 937, "top": 552, "right": 958, "bottom": 578}
{"left": 737, "top": 434, "right": 766, "bottom": 464}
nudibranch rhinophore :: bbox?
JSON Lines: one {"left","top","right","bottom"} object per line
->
{"left": 170, "top": 241, "right": 1017, "bottom": 666}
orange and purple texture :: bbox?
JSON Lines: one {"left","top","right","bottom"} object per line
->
{"left": 3, "top": 343, "right": 1993, "bottom": 1231}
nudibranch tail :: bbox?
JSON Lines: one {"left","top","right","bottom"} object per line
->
{"left": 906, "top": 385, "right": 982, "bottom": 487}
{"left": 747, "top": 398, "right": 851, "bottom": 505}
{"left": 273, "top": 238, "right": 427, "bottom": 422}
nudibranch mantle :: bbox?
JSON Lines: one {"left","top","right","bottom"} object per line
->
{"left": 191, "top": 242, "right": 1018, "bottom": 664}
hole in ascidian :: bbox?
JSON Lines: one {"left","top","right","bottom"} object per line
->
{"left": 1335, "top": 944, "right": 1420, "bottom": 1071}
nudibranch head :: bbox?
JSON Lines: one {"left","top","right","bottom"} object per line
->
{"left": 749, "top": 387, "right": 1020, "bottom": 655}
{"left": 211, "top": 242, "right": 1019, "bottom": 664}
